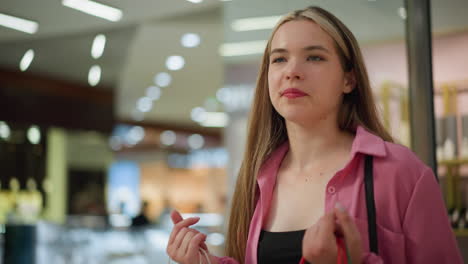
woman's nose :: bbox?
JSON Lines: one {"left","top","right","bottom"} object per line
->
{"left": 285, "top": 62, "right": 304, "bottom": 80}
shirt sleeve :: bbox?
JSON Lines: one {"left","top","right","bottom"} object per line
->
{"left": 402, "top": 167, "right": 463, "bottom": 263}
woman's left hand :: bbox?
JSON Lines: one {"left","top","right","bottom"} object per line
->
{"left": 302, "top": 203, "right": 363, "bottom": 264}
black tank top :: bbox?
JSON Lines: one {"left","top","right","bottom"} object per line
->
{"left": 257, "top": 229, "right": 311, "bottom": 264}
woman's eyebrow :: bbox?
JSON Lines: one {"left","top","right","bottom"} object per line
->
{"left": 270, "top": 48, "right": 288, "bottom": 55}
{"left": 270, "top": 45, "right": 330, "bottom": 55}
{"left": 304, "top": 45, "right": 330, "bottom": 53}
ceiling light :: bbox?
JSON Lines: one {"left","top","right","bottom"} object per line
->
{"left": 188, "top": 134, "right": 204, "bottom": 150}
{"left": 216, "top": 86, "right": 254, "bottom": 112}
{"left": 191, "top": 107, "right": 206, "bottom": 122}
{"left": 199, "top": 112, "right": 229, "bottom": 127}
{"left": 126, "top": 126, "right": 145, "bottom": 145}
{"left": 219, "top": 40, "right": 267, "bottom": 57}
{"left": 186, "top": 0, "right": 203, "bottom": 3}
{"left": 191, "top": 107, "right": 229, "bottom": 127}
{"left": 20, "top": 49, "right": 34, "bottom": 71}
{"left": 62, "top": 0, "right": 123, "bottom": 22}
{"left": 181, "top": 33, "right": 201, "bottom": 48}
{"left": 166, "top": 55, "right": 185, "bottom": 71}
{"left": 231, "top": 15, "right": 281, "bottom": 32}
{"left": 398, "top": 7, "right": 407, "bottom": 20}
{"left": 88, "top": 65, "right": 101, "bottom": 86}
{"left": 0, "top": 121, "right": 11, "bottom": 140}
{"left": 0, "top": 13, "right": 38, "bottom": 34}
{"left": 137, "top": 97, "right": 153, "bottom": 113}
{"left": 216, "top": 87, "right": 230, "bottom": 103}
{"left": 146, "top": 86, "right": 161, "bottom": 100}
{"left": 160, "top": 130, "right": 177, "bottom": 146}
{"left": 154, "top": 72, "right": 172, "bottom": 87}
{"left": 91, "top": 34, "right": 106, "bottom": 59}
{"left": 27, "top": 125, "right": 41, "bottom": 144}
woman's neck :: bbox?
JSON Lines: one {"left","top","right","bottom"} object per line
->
{"left": 284, "top": 119, "right": 354, "bottom": 173}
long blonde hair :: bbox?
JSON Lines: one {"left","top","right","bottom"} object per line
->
{"left": 225, "top": 6, "right": 393, "bottom": 263}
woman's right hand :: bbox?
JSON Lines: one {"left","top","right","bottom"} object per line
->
{"left": 166, "top": 210, "right": 211, "bottom": 264}
{"left": 302, "top": 203, "right": 363, "bottom": 264}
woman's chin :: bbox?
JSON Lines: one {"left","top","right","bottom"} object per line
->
{"left": 280, "top": 110, "right": 333, "bottom": 128}
{"left": 280, "top": 112, "right": 315, "bottom": 125}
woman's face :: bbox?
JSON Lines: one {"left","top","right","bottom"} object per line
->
{"left": 268, "top": 19, "right": 354, "bottom": 126}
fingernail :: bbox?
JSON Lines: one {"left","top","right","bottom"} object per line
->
{"left": 335, "top": 202, "right": 346, "bottom": 212}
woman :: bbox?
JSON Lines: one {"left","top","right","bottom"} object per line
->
{"left": 166, "top": 6, "right": 463, "bottom": 264}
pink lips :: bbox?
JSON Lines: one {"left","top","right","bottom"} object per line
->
{"left": 280, "top": 88, "right": 308, "bottom": 98}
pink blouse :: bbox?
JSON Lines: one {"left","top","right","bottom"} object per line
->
{"left": 216, "top": 126, "right": 463, "bottom": 263}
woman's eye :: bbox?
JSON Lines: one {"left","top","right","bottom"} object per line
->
{"left": 307, "top": 55, "right": 324, "bottom": 61}
{"left": 271, "top": 57, "right": 286, "bottom": 63}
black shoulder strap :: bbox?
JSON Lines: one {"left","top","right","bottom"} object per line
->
{"left": 364, "top": 155, "right": 379, "bottom": 254}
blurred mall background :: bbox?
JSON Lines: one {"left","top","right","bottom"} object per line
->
{"left": 0, "top": 0, "right": 467, "bottom": 263}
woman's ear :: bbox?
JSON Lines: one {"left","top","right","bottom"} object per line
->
{"left": 343, "top": 71, "right": 356, "bottom": 94}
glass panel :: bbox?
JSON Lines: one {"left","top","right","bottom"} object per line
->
{"left": 432, "top": 0, "right": 468, "bottom": 256}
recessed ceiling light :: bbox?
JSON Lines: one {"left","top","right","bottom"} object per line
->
{"left": 91, "top": 34, "right": 106, "bottom": 59}
{"left": 191, "top": 107, "right": 206, "bottom": 122}
{"left": 216, "top": 87, "right": 230, "bottom": 103}
{"left": 20, "top": 49, "right": 34, "bottom": 71}
{"left": 0, "top": 13, "right": 38, "bottom": 34}
{"left": 146, "top": 86, "right": 161, "bottom": 100}
{"left": 27, "top": 125, "right": 41, "bottom": 144}
{"left": 188, "top": 134, "right": 204, "bottom": 149}
{"left": 160, "top": 130, "right": 177, "bottom": 146}
{"left": 166, "top": 55, "right": 185, "bottom": 71}
{"left": 88, "top": 65, "right": 101, "bottom": 86}
{"left": 231, "top": 15, "right": 281, "bottom": 32}
{"left": 398, "top": 7, "right": 407, "bottom": 20}
{"left": 181, "top": 33, "right": 201, "bottom": 48}
{"left": 0, "top": 121, "right": 11, "bottom": 140}
{"left": 199, "top": 112, "right": 229, "bottom": 127}
{"left": 126, "top": 126, "right": 145, "bottom": 145}
{"left": 137, "top": 97, "right": 153, "bottom": 112}
{"left": 186, "top": 0, "right": 203, "bottom": 3}
{"left": 154, "top": 72, "right": 172, "bottom": 87}
{"left": 62, "top": 0, "right": 123, "bottom": 22}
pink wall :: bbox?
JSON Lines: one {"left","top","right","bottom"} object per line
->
{"left": 361, "top": 31, "right": 468, "bottom": 117}
{"left": 433, "top": 33, "right": 468, "bottom": 83}
{"left": 362, "top": 41, "right": 408, "bottom": 88}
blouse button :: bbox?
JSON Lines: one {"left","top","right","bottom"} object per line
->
{"left": 327, "top": 186, "right": 336, "bottom": 194}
